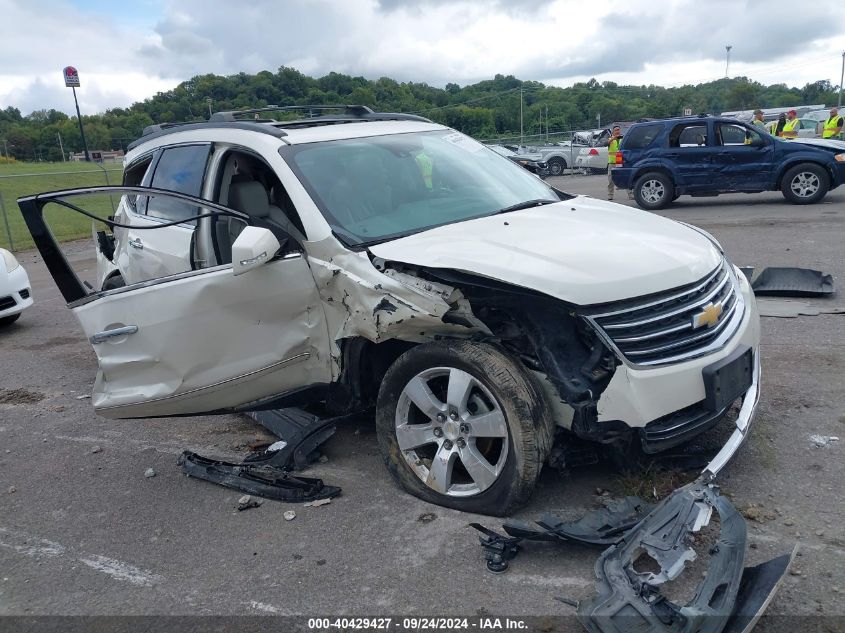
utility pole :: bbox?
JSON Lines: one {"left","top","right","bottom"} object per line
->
{"left": 206, "top": 97, "right": 213, "bottom": 119}
{"left": 545, "top": 105, "right": 549, "bottom": 143}
{"left": 1, "top": 139, "right": 7, "bottom": 161}
{"left": 839, "top": 51, "right": 844, "bottom": 108}
{"left": 63, "top": 67, "right": 90, "bottom": 161}
{"left": 57, "top": 133, "right": 66, "bottom": 162}
{"left": 519, "top": 88, "right": 524, "bottom": 147}
{"left": 725, "top": 45, "right": 732, "bottom": 78}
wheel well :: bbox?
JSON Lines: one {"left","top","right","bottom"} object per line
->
{"left": 338, "top": 337, "right": 417, "bottom": 410}
{"left": 775, "top": 161, "right": 831, "bottom": 190}
{"left": 633, "top": 167, "right": 675, "bottom": 188}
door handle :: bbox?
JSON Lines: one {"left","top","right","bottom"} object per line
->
{"left": 90, "top": 325, "right": 138, "bottom": 344}
{"left": 129, "top": 237, "right": 143, "bottom": 249}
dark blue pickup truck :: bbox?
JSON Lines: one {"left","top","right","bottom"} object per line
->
{"left": 611, "top": 115, "right": 845, "bottom": 210}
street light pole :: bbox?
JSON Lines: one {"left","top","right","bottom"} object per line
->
{"left": 725, "top": 45, "right": 732, "bottom": 78}
{"left": 519, "top": 88, "right": 524, "bottom": 147}
{"left": 838, "top": 51, "right": 844, "bottom": 108}
{"left": 71, "top": 87, "right": 91, "bottom": 162}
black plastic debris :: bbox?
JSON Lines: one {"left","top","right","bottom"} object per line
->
{"left": 469, "top": 523, "right": 522, "bottom": 573}
{"left": 179, "top": 406, "right": 341, "bottom": 502}
{"left": 473, "top": 480, "right": 793, "bottom": 633}
{"left": 179, "top": 452, "right": 341, "bottom": 502}
{"left": 751, "top": 267, "right": 834, "bottom": 297}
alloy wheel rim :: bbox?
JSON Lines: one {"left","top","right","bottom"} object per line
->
{"left": 790, "top": 172, "right": 820, "bottom": 198}
{"left": 642, "top": 180, "right": 665, "bottom": 203}
{"left": 395, "top": 367, "right": 509, "bottom": 497}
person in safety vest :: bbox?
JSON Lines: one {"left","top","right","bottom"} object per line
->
{"left": 769, "top": 113, "right": 786, "bottom": 137}
{"left": 603, "top": 125, "right": 622, "bottom": 200}
{"left": 822, "top": 107, "right": 843, "bottom": 139}
{"left": 752, "top": 109, "right": 766, "bottom": 127}
{"left": 781, "top": 110, "right": 800, "bottom": 139}
{"left": 415, "top": 151, "right": 433, "bottom": 189}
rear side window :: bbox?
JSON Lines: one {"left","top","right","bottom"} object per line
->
{"left": 146, "top": 145, "right": 210, "bottom": 222}
{"left": 122, "top": 155, "right": 153, "bottom": 212}
{"left": 622, "top": 124, "right": 662, "bottom": 150}
{"left": 670, "top": 124, "right": 708, "bottom": 148}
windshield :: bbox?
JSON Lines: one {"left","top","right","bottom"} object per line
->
{"left": 281, "top": 130, "right": 559, "bottom": 246}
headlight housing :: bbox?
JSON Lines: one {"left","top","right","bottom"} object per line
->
{"left": 1, "top": 248, "right": 19, "bottom": 272}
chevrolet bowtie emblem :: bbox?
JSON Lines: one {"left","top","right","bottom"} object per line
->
{"left": 692, "top": 302, "right": 723, "bottom": 329}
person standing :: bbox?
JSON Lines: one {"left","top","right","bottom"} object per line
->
{"left": 781, "top": 110, "right": 800, "bottom": 139}
{"left": 751, "top": 109, "right": 766, "bottom": 127}
{"left": 605, "top": 125, "right": 622, "bottom": 201}
{"left": 769, "top": 113, "right": 786, "bottom": 137}
{"left": 822, "top": 107, "right": 844, "bottom": 139}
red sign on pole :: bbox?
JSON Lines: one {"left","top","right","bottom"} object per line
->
{"left": 63, "top": 66, "right": 80, "bottom": 88}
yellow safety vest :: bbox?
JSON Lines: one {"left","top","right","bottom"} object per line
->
{"left": 607, "top": 138, "right": 621, "bottom": 165}
{"left": 752, "top": 119, "right": 766, "bottom": 127}
{"left": 823, "top": 116, "right": 843, "bottom": 139}
{"left": 415, "top": 152, "right": 433, "bottom": 189}
{"left": 769, "top": 121, "right": 781, "bottom": 136}
{"left": 781, "top": 118, "right": 800, "bottom": 138}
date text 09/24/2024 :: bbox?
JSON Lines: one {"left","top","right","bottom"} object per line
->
{"left": 307, "top": 617, "right": 528, "bottom": 630}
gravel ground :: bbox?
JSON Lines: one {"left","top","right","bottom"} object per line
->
{"left": 0, "top": 175, "right": 843, "bottom": 628}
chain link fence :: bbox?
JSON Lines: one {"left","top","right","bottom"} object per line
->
{"left": 0, "top": 163, "right": 123, "bottom": 251}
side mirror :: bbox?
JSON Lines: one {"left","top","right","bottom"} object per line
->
{"left": 231, "top": 226, "right": 281, "bottom": 276}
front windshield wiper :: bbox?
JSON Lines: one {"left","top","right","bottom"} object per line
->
{"left": 492, "top": 198, "right": 558, "bottom": 215}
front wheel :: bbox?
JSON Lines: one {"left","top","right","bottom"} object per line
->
{"left": 375, "top": 340, "right": 554, "bottom": 516}
{"left": 547, "top": 157, "right": 566, "bottom": 176}
{"left": 634, "top": 171, "right": 675, "bottom": 210}
{"left": 780, "top": 163, "right": 829, "bottom": 204}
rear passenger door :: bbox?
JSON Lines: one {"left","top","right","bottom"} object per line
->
{"left": 667, "top": 123, "right": 714, "bottom": 192}
{"left": 117, "top": 144, "right": 211, "bottom": 285}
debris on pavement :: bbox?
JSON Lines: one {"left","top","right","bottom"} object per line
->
{"left": 91, "top": 446, "right": 102, "bottom": 454}
{"left": 472, "top": 478, "right": 795, "bottom": 633}
{"left": 75, "top": 394, "right": 91, "bottom": 400}
{"left": 417, "top": 512, "right": 437, "bottom": 524}
{"left": 179, "top": 451, "right": 341, "bottom": 503}
{"left": 283, "top": 510, "right": 296, "bottom": 521}
{"left": 809, "top": 434, "right": 840, "bottom": 448}
{"left": 756, "top": 298, "right": 845, "bottom": 318}
{"left": 8, "top": 485, "right": 16, "bottom": 494}
{"left": 144, "top": 468, "right": 156, "bottom": 478}
{"left": 178, "top": 406, "right": 342, "bottom": 502}
{"left": 237, "top": 495, "right": 262, "bottom": 511}
{"left": 318, "top": 454, "right": 329, "bottom": 464}
{"left": 303, "top": 498, "right": 331, "bottom": 508}
{"left": 751, "top": 267, "right": 835, "bottom": 297}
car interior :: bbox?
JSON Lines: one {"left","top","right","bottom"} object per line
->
{"left": 211, "top": 151, "right": 306, "bottom": 265}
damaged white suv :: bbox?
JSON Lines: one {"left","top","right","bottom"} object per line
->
{"left": 19, "top": 106, "right": 760, "bottom": 515}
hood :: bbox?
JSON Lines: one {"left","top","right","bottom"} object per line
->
{"left": 788, "top": 137, "right": 845, "bottom": 151}
{"left": 369, "top": 196, "right": 722, "bottom": 305}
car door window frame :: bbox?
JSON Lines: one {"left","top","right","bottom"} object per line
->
{"left": 16, "top": 186, "right": 281, "bottom": 306}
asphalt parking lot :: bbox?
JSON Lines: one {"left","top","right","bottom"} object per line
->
{"left": 1, "top": 174, "right": 843, "bottom": 626}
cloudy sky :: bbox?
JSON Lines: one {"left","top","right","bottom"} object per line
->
{"left": 2, "top": 0, "right": 844, "bottom": 116}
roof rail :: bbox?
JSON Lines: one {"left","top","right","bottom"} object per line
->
{"left": 210, "top": 104, "right": 375, "bottom": 122}
{"left": 127, "top": 121, "right": 288, "bottom": 151}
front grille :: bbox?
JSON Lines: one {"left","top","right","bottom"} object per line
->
{"left": 586, "top": 260, "right": 743, "bottom": 366}
{"left": 19, "top": 288, "right": 30, "bottom": 299}
{"left": 0, "top": 296, "right": 16, "bottom": 311}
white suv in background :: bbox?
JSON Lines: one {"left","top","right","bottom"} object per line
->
{"left": 18, "top": 106, "right": 761, "bottom": 515}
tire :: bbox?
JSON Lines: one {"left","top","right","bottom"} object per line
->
{"left": 634, "top": 171, "right": 674, "bottom": 210}
{"left": 375, "top": 339, "right": 554, "bottom": 516}
{"left": 547, "top": 157, "right": 566, "bottom": 177}
{"left": 780, "top": 163, "right": 829, "bottom": 204}
{"left": 0, "top": 313, "right": 20, "bottom": 327}
{"left": 102, "top": 274, "right": 125, "bottom": 290}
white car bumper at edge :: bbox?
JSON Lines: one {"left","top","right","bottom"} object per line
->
{"left": 595, "top": 267, "right": 760, "bottom": 434}
{"left": 0, "top": 265, "right": 33, "bottom": 318}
